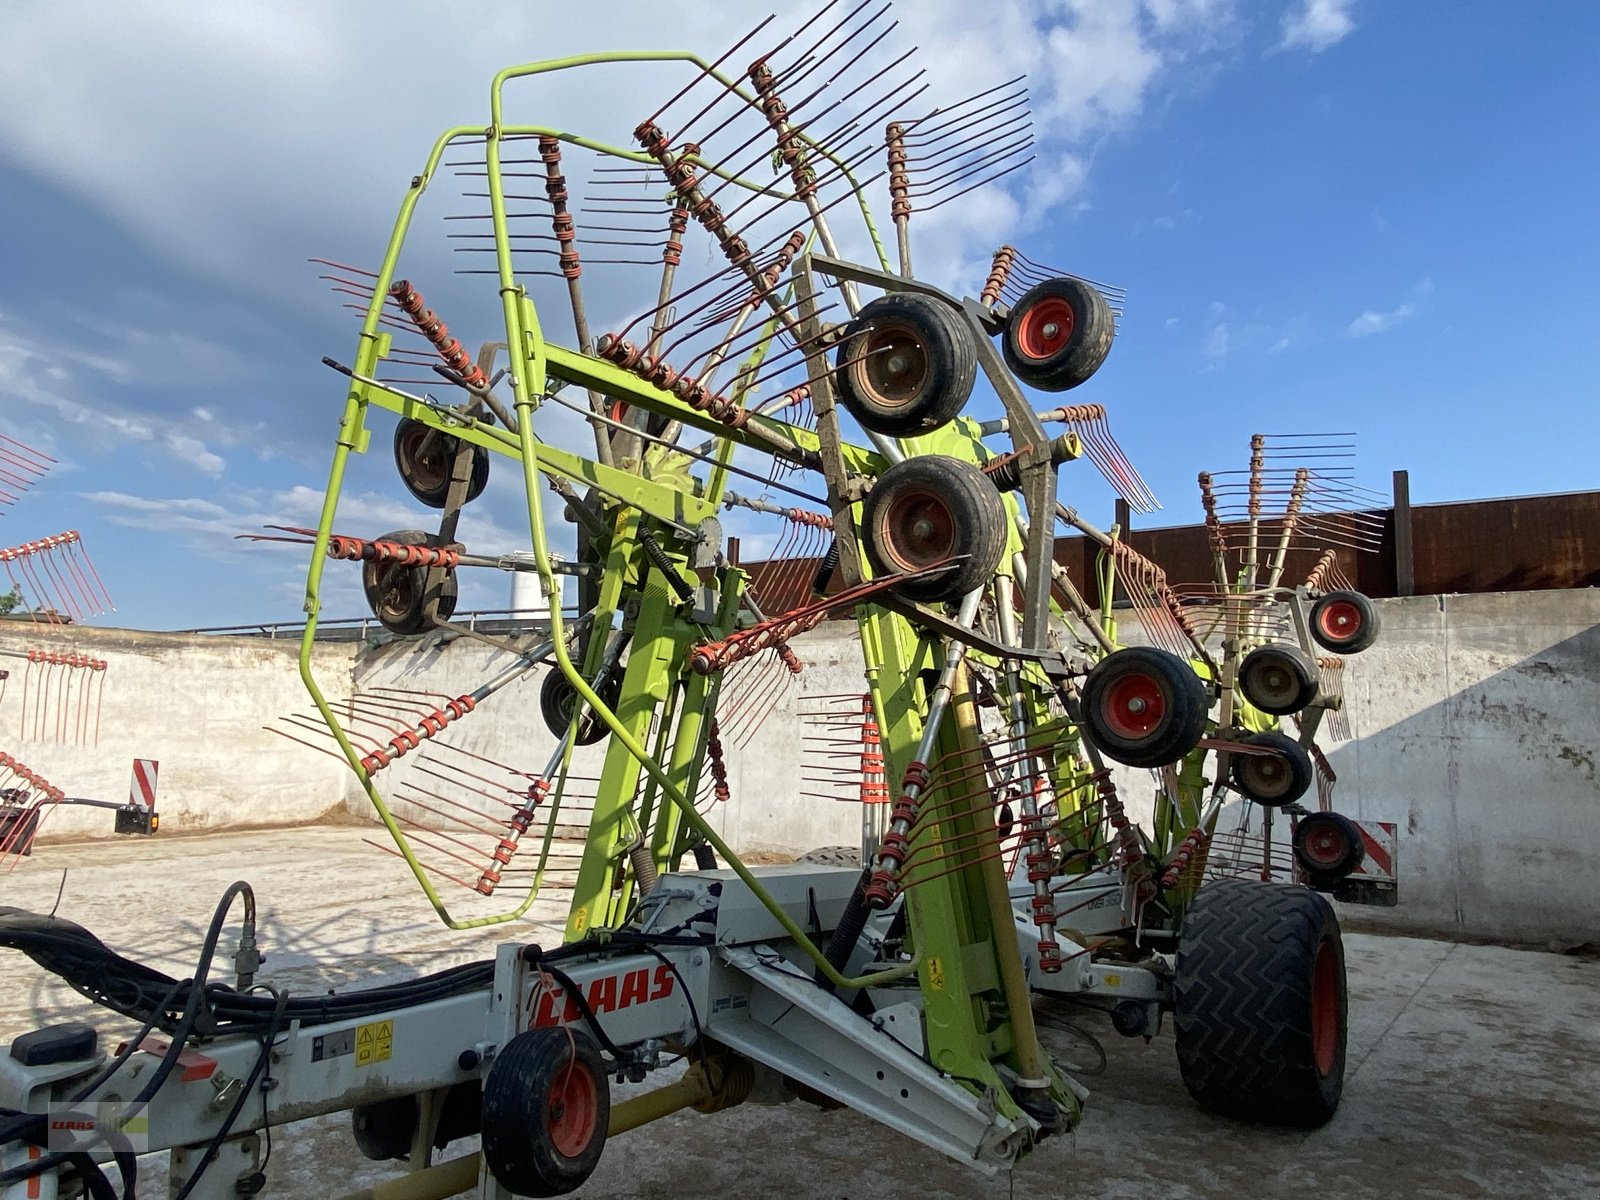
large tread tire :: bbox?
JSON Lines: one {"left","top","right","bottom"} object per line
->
{"left": 860, "top": 455, "right": 1007, "bottom": 604}
{"left": 361, "top": 529, "right": 458, "bottom": 636}
{"left": 1174, "top": 878, "right": 1347, "bottom": 1128}
{"left": 1079, "top": 647, "right": 1209, "bottom": 768}
{"left": 1309, "top": 590, "right": 1381, "bottom": 654}
{"left": 393, "top": 418, "right": 490, "bottom": 510}
{"left": 796, "top": 845, "right": 863, "bottom": 868}
{"left": 1238, "top": 643, "right": 1320, "bottom": 716}
{"left": 481, "top": 1027, "right": 609, "bottom": 1196}
{"left": 1230, "top": 730, "right": 1313, "bottom": 807}
{"left": 834, "top": 294, "right": 976, "bottom": 437}
{"left": 1001, "top": 277, "right": 1115, "bottom": 392}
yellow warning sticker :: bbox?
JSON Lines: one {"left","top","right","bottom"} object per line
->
{"left": 927, "top": 956, "right": 945, "bottom": 991}
{"left": 355, "top": 1019, "right": 394, "bottom": 1067}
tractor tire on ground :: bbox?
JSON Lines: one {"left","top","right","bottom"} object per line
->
{"left": 834, "top": 293, "right": 976, "bottom": 436}
{"left": 1309, "top": 590, "right": 1381, "bottom": 654}
{"left": 796, "top": 845, "right": 863, "bottom": 868}
{"left": 860, "top": 454, "right": 1007, "bottom": 604}
{"left": 1230, "top": 730, "right": 1313, "bottom": 807}
{"left": 1174, "top": 878, "right": 1347, "bottom": 1127}
{"left": 1294, "top": 810, "right": 1366, "bottom": 888}
{"left": 1001, "top": 276, "right": 1116, "bottom": 392}
{"left": 1238, "top": 643, "right": 1320, "bottom": 715}
{"left": 393, "top": 418, "right": 490, "bottom": 509}
{"left": 1079, "top": 646, "right": 1210, "bottom": 768}
{"left": 361, "top": 529, "right": 458, "bottom": 636}
{"left": 481, "top": 1027, "right": 609, "bottom": 1196}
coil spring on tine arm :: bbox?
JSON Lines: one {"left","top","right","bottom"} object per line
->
{"left": 1160, "top": 825, "right": 1211, "bottom": 889}
{"left": 538, "top": 136, "right": 582, "bottom": 280}
{"left": 592, "top": 335, "right": 753, "bottom": 431}
{"left": 358, "top": 694, "right": 477, "bottom": 776}
{"left": 389, "top": 279, "right": 488, "bottom": 391}
{"left": 707, "top": 718, "right": 731, "bottom": 804}
{"left": 327, "top": 534, "right": 460, "bottom": 569}
{"left": 981, "top": 246, "right": 1016, "bottom": 308}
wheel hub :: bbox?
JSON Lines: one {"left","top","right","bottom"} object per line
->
{"left": 1102, "top": 673, "right": 1166, "bottom": 739}
{"left": 1016, "top": 296, "right": 1075, "bottom": 360}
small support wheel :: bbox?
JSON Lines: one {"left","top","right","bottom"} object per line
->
{"left": 1294, "top": 811, "right": 1366, "bottom": 887}
{"left": 1175, "top": 879, "right": 1347, "bottom": 1127}
{"left": 481, "top": 1027, "right": 609, "bottom": 1197}
{"left": 1309, "top": 590, "right": 1380, "bottom": 654}
{"left": 860, "top": 455, "right": 1006, "bottom": 604}
{"left": 834, "top": 294, "right": 976, "bottom": 436}
{"left": 361, "top": 529, "right": 458, "bottom": 636}
{"left": 1001, "top": 277, "right": 1115, "bottom": 392}
{"left": 1079, "top": 646, "right": 1209, "bottom": 768}
{"left": 540, "top": 667, "right": 623, "bottom": 747}
{"left": 1230, "top": 730, "right": 1313, "bottom": 807}
{"left": 394, "top": 417, "right": 490, "bottom": 510}
{"left": 1237, "top": 643, "right": 1320, "bottom": 715}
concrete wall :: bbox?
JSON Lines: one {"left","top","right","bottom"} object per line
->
{"left": 1328, "top": 591, "right": 1600, "bottom": 945}
{"left": 346, "top": 625, "right": 865, "bottom": 858}
{"left": 10, "top": 590, "right": 1598, "bottom": 945}
{"left": 0, "top": 622, "right": 356, "bottom": 839}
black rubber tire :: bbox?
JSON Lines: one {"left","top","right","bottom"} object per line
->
{"left": 361, "top": 529, "right": 458, "bottom": 636}
{"left": 481, "top": 1027, "right": 609, "bottom": 1197}
{"left": 860, "top": 455, "right": 1006, "bottom": 604}
{"left": 1174, "top": 878, "right": 1347, "bottom": 1127}
{"left": 1237, "top": 643, "right": 1320, "bottom": 716}
{"left": 1001, "top": 277, "right": 1115, "bottom": 392}
{"left": 796, "top": 845, "right": 863, "bottom": 868}
{"left": 1294, "top": 811, "right": 1366, "bottom": 885}
{"left": 1309, "top": 590, "right": 1380, "bottom": 654}
{"left": 540, "top": 667, "right": 622, "bottom": 747}
{"left": 1079, "top": 647, "right": 1210, "bottom": 768}
{"left": 1230, "top": 730, "right": 1313, "bottom": 807}
{"left": 393, "top": 418, "right": 490, "bottom": 510}
{"left": 834, "top": 294, "right": 976, "bottom": 436}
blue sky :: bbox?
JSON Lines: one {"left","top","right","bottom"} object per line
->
{"left": 0, "top": 0, "right": 1596, "bottom": 630}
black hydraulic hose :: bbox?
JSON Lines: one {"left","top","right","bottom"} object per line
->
{"left": 171, "top": 987, "right": 288, "bottom": 1200}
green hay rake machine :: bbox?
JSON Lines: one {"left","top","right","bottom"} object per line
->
{"left": 1, "top": 8, "right": 1385, "bottom": 1197}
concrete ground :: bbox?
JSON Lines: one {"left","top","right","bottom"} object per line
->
{"left": 4, "top": 828, "right": 1598, "bottom": 1199}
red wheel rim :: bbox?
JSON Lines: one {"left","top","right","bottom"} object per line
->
{"left": 876, "top": 486, "right": 956, "bottom": 573}
{"left": 1303, "top": 820, "right": 1349, "bottom": 868}
{"left": 547, "top": 1055, "right": 599, "bottom": 1159}
{"left": 1311, "top": 940, "right": 1339, "bottom": 1076}
{"left": 1101, "top": 672, "right": 1166, "bottom": 740}
{"left": 1015, "top": 296, "right": 1075, "bottom": 360}
{"left": 853, "top": 323, "right": 928, "bottom": 409}
{"left": 1318, "top": 600, "right": 1363, "bottom": 643}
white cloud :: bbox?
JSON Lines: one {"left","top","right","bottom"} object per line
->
{"left": 1279, "top": 0, "right": 1357, "bottom": 54}
{"left": 0, "top": 2, "right": 1242, "bottom": 309}
{"left": 1347, "top": 303, "right": 1416, "bottom": 337}
{"left": 0, "top": 309, "right": 233, "bottom": 475}
{"left": 1203, "top": 322, "right": 1231, "bottom": 360}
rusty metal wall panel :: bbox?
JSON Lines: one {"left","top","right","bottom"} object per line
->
{"left": 1412, "top": 492, "right": 1600, "bottom": 595}
{"left": 738, "top": 491, "right": 1600, "bottom": 616}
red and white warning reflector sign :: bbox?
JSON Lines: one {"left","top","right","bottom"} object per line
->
{"left": 130, "top": 759, "right": 159, "bottom": 810}
{"left": 1349, "top": 820, "right": 1397, "bottom": 880}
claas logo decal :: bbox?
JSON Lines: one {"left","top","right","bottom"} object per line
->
{"left": 532, "top": 964, "right": 675, "bottom": 1027}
